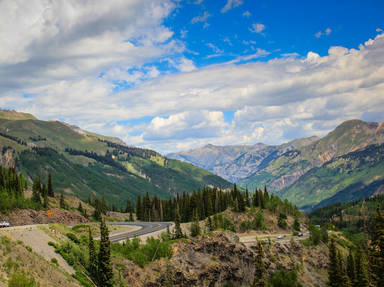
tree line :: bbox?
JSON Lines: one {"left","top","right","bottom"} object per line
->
{"left": 65, "top": 148, "right": 126, "bottom": 172}
{"left": 133, "top": 184, "right": 300, "bottom": 223}
{"left": 98, "top": 138, "right": 160, "bottom": 161}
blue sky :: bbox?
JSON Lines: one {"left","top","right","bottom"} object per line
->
{"left": 0, "top": 0, "right": 383, "bottom": 153}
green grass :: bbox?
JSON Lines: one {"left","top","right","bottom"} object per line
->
{"left": 0, "top": 115, "right": 231, "bottom": 209}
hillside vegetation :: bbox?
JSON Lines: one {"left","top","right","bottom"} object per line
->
{"left": 0, "top": 110, "right": 231, "bottom": 208}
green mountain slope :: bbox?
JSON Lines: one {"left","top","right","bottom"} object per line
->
{"left": 309, "top": 193, "right": 384, "bottom": 234}
{"left": 239, "top": 120, "right": 384, "bottom": 192}
{"left": 0, "top": 110, "right": 231, "bottom": 208}
{"left": 277, "top": 143, "right": 384, "bottom": 211}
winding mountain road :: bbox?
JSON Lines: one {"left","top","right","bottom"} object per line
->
{"left": 106, "top": 221, "right": 172, "bottom": 242}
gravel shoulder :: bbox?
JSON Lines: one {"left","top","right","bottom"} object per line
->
{"left": 0, "top": 225, "right": 75, "bottom": 275}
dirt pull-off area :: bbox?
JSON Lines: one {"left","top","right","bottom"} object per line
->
{"left": 0, "top": 208, "right": 88, "bottom": 226}
{"left": 0, "top": 225, "right": 75, "bottom": 275}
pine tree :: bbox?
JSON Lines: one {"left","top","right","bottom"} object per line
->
{"left": 88, "top": 227, "right": 98, "bottom": 284}
{"left": 47, "top": 173, "right": 54, "bottom": 197}
{"left": 206, "top": 216, "right": 214, "bottom": 232}
{"left": 32, "top": 176, "right": 41, "bottom": 204}
{"left": 346, "top": 248, "right": 356, "bottom": 284}
{"left": 173, "top": 207, "right": 183, "bottom": 239}
{"left": 59, "top": 193, "right": 65, "bottom": 209}
{"left": 190, "top": 209, "right": 201, "bottom": 237}
{"left": 355, "top": 245, "right": 369, "bottom": 287}
{"left": 136, "top": 196, "right": 142, "bottom": 221}
{"left": 98, "top": 218, "right": 113, "bottom": 287}
{"left": 328, "top": 238, "right": 344, "bottom": 287}
{"left": 293, "top": 217, "right": 300, "bottom": 231}
{"left": 369, "top": 204, "right": 384, "bottom": 287}
{"left": 253, "top": 241, "right": 266, "bottom": 287}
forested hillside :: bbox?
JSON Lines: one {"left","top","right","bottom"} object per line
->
{"left": 0, "top": 110, "right": 231, "bottom": 208}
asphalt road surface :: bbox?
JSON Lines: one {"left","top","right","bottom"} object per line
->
{"left": 106, "top": 221, "right": 172, "bottom": 242}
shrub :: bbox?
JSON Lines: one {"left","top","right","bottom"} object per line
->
{"left": 8, "top": 272, "right": 39, "bottom": 287}
{"left": 50, "top": 258, "right": 58, "bottom": 265}
{"left": 269, "top": 270, "right": 302, "bottom": 287}
{"left": 66, "top": 233, "right": 80, "bottom": 244}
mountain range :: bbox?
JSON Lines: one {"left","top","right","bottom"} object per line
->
{"left": 0, "top": 110, "right": 231, "bottom": 208}
{"left": 168, "top": 119, "right": 384, "bottom": 211}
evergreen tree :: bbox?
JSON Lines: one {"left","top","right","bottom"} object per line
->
{"left": 78, "top": 202, "right": 84, "bottom": 214}
{"left": 293, "top": 217, "right": 300, "bottom": 231}
{"left": 253, "top": 209, "right": 266, "bottom": 230}
{"left": 369, "top": 205, "right": 384, "bottom": 287}
{"left": 253, "top": 241, "right": 266, "bottom": 287}
{"left": 88, "top": 227, "right": 98, "bottom": 284}
{"left": 32, "top": 176, "right": 41, "bottom": 204}
{"left": 59, "top": 193, "right": 65, "bottom": 209}
{"left": 206, "top": 216, "right": 214, "bottom": 232}
{"left": 136, "top": 196, "right": 143, "bottom": 221}
{"left": 328, "top": 238, "right": 344, "bottom": 287}
{"left": 190, "top": 210, "right": 201, "bottom": 237}
{"left": 355, "top": 245, "right": 369, "bottom": 287}
{"left": 173, "top": 207, "right": 183, "bottom": 239}
{"left": 278, "top": 213, "right": 288, "bottom": 229}
{"left": 346, "top": 248, "right": 356, "bottom": 284}
{"left": 98, "top": 218, "right": 113, "bottom": 287}
{"left": 47, "top": 173, "right": 54, "bottom": 197}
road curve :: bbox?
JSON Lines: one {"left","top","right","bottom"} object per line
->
{"left": 106, "top": 221, "right": 172, "bottom": 243}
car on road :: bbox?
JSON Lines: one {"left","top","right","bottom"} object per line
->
{"left": 277, "top": 235, "right": 285, "bottom": 240}
{"left": 0, "top": 221, "right": 10, "bottom": 228}
{"left": 298, "top": 232, "right": 303, "bottom": 237}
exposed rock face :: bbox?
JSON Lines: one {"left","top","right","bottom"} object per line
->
{"left": 120, "top": 232, "right": 328, "bottom": 287}
{"left": 146, "top": 232, "right": 255, "bottom": 287}
{"left": 0, "top": 208, "right": 88, "bottom": 226}
{"left": 0, "top": 148, "right": 15, "bottom": 168}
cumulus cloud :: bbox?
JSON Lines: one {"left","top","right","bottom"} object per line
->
{"left": 221, "top": 0, "right": 243, "bottom": 13}
{"left": 143, "top": 111, "right": 226, "bottom": 140}
{"left": 0, "top": 0, "right": 179, "bottom": 94}
{"left": 1, "top": 2, "right": 384, "bottom": 154}
{"left": 250, "top": 23, "right": 266, "bottom": 34}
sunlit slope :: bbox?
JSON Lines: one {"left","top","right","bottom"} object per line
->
{"left": 0, "top": 110, "right": 231, "bottom": 207}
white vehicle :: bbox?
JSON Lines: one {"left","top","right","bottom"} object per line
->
{"left": 0, "top": 221, "right": 10, "bottom": 228}
{"left": 277, "top": 235, "right": 285, "bottom": 240}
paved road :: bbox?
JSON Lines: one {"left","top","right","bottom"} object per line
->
{"left": 106, "top": 221, "right": 172, "bottom": 242}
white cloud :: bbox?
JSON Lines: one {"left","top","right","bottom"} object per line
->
{"left": 191, "top": 11, "right": 211, "bottom": 24}
{"left": 143, "top": 111, "right": 226, "bottom": 140}
{"left": 250, "top": 23, "right": 266, "bottom": 34}
{"left": 377, "top": 28, "right": 383, "bottom": 33}
{"left": 221, "top": 0, "right": 243, "bottom": 13}
{"left": 315, "top": 27, "right": 332, "bottom": 38}
{"left": 242, "top": 11, "right": 251, "bottom": 17}
{"left": 1, "top": 2, "right": 384, "bottom": 154}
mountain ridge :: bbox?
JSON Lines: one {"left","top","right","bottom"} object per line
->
{"left": 169, "top": 119, "right": 384, "bottom": 211}
{"left": 0, "top": 110, "right": 232, "bottom": 208}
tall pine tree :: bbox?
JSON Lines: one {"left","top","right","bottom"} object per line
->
{"left": 88, "top": 227, "right": 98, "bottom": 285}
{"left": 47, "top": 173, "right": 54, "bottom": 197}
{"left": 355, "top": 245, "right": 369, "bottom": 287}
{"left": 253, "top": 241, "right": 266, "bottom": 287}
{"left": 369, "top": 204, "right": 384, "bottom": 287}
{"left": 98, "top": 218, "right": 113, "bottom": 287}
{"left": 328, "top": 238, "right": 344, "bottom": 287}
